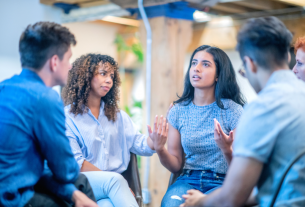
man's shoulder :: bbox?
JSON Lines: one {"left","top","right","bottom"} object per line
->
{"left": 38, "top": 88, "right": 62, "bottom": 105}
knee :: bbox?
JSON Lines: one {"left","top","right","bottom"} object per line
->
{"left": 109, "top": 172, "right": 127, "bottom": 185}
{"left": 161, "top": 191, "right": 185, "bottom": 207}
{"left": 161, "top": 182, "right": 191, "bottom": 207}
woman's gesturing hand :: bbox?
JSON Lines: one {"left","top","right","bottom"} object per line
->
{"left": 147, "top": 115, "right": 169, "bottom": 152}
{"left": 214, "top": 118, "right": 233, "bottom": 154}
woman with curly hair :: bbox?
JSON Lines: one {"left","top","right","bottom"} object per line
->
{"left": 293, "top": 35, "right": 305, "bottom": 81}
{"left": 62, "top": 54, "right": 168, "bottom": 207}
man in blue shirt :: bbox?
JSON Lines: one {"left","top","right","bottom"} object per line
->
{"left": 0, "top": 22, "right": 98, "bottom": 207}
{"left": 181, "top": 17, "right": 305, "bottom": 207}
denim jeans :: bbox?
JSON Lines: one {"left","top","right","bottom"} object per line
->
{"left": 81, "top": 171, "right": 138, "bottom": 207}
{"left": 161, "top": 169, "right": 225, "bottom": 207}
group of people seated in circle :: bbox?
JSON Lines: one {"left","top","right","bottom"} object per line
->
{"left": 1, "top": 15, "right": 305, "bottom": 207}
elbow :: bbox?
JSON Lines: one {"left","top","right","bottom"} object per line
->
{"left": 219, "top": 196, "right": 245, "bottom": 207}
{"left": 54, "top": 163, "right": 79, "bottom": 184}
{"left": 55, "top": 170, "right": 78, "bottom": 184}
{"left": 170, "top": 167, "right": 182, "bottom": 174}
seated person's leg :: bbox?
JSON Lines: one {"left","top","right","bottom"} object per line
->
{"left": 82, "top": 171, "right": 138, "bottom": 207}
{"left": 29, "top": 173, "right": 96, "bottom": 207}
{"left": 74, "top": 173, "right": 96, "bottom": 202}
{"left": 97, "top": 198, "right": 115, "bottom": 207}
{"left": 161, "top": 180, "right": 195, "bottom": 207}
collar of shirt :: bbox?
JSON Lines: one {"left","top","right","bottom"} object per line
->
{"left": 265, "top": 69, "right": 295, "bottom": 88}
{"left": 21, "top": 68, "right": 45, "bottom": 85}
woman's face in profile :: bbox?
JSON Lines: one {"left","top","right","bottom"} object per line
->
{"left": 189, "top": 50, "right": 217, "bottom": 90}
{"left": 293, "top": 47, "right": 305, "bottom": 82}
{"left": 90, "top": 62, "right": 114, "bottom": 98}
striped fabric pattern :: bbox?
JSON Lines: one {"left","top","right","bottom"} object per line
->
{"left": 65, "top": 102, "right": 155, "bottom": 173}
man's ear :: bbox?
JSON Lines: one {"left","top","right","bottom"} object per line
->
{"left": 49, "top": 54, "right": 59, "bottom": 73}
{"left": 288, "top": 51, "right": 291, "bottom": 64}
{"left": 244, "top": 56, "right": 257, "bottom": 74}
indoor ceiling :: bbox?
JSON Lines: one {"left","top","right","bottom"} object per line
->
{"left": 40, "top": 0, "right": 305, "bottom": 21}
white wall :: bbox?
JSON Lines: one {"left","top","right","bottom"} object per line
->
{"left": 63, "top": 21, "right": 119, "bottom": 63}
{"left": 0, "top": 0, "right": 62, "bottom": 84}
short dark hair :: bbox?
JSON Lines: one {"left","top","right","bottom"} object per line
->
{"left": 237, "top": 16, "right": 292, "bottom": 69}
{"left": 19, "top": 21, "right": 76, "bottom": 70}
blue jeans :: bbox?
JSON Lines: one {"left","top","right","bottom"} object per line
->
{"left": 161, "top": 170, "right": 225, "bottom": 207}
{"left": 81, "top": 171, "right": 138, "bottom": 207}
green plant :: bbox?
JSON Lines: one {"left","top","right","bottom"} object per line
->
{"left": 114, "top": 34, "right": 144, "bottom": 63}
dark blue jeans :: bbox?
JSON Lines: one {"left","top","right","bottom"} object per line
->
{"left": 161, "top": 169, "right": 225, "bottom": 207}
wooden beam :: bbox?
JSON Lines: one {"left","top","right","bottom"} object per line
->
{"left": 212, "top": 3, "right": 251, "bottom": 13}
{"left": 40, "top": 0, "right": 109, "bottom": 7}
{"left": 140, "top": 17, "right": 193, "bottom": 207}
{"left": 232, "top": 0, "right": 288, "bottom": 10}
{"left": 78, "top": 0, "right": 110, "bottom": 7}
{"left": 273, "top": 0, "right": 305, "bottom": 6}
{"left": 110, "top": 0, "right": 180, "bottom": 8}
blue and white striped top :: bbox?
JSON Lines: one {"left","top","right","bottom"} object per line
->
{"left": 65, "top": 102, "right": 155, "bottom": 173}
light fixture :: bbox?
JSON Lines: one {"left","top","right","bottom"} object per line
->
{"left": 193, "top": 10, "right": 212, "bottom": 22}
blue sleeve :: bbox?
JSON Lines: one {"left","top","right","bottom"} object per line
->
{"left": 66, "top": 120, "right": 86, "bottom": 169}
{"left": 33, "top": 90, "right": 79, "bottom": 183}
{"left": 233, "top": 100, "right": 287, "bottom": 163}
{"left": 167, "top": 105, "right": 179, "bottom": 130}
{"left": 41, "top": 162, "right": 77, "bottom": 202}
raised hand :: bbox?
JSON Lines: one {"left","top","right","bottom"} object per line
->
{"left": 147, "top": 115, "right": 169, "bottom": 152}
{"left": 214, "top": 118, "right": 234, "bottom": 154}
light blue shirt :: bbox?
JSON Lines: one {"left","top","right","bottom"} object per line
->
{"left": 234, "top": 70, "right": 305, "bottom": 207}
{"left": 168, "top": 99, "right": 243, "bottom": 174}
{"left": 65, "top": 102, "right": 155, "bottom": 173}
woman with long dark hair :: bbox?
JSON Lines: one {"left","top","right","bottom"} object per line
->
{"left": 153, "top": 45, "right": 245, "bottom": 207}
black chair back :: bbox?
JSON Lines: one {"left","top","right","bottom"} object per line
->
{"left": 121, "top": 153, "right": 142, "bottom": 207}
{"left": 268, "top": 148, "right": 305, "bottom": 207}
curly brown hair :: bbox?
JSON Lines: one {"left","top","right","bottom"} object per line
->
{"left": 62, "top": 53, "right": 121, "bottom": 122}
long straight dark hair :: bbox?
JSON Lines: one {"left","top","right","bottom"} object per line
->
{"left": 174, "top": 45, "right": 246, "bottom": 109}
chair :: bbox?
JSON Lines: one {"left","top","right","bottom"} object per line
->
{"left": 268, "top": 148, "right": 305, "bottom": 207}
{"left": 121, "top": 153, "right": 142, "bottom": 207}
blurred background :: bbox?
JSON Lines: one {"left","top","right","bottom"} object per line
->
{"left": 0, "top": 0, "right": 304, "bottom": 206}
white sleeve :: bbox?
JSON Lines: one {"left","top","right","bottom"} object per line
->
{"left": 121, "top": 110, "right": 155, "bottom": 156}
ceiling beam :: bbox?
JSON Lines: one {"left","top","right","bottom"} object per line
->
{"left": 272, "top": 0, "right": 305, "bottom": 6}
{"left": 232, "top": 0, "right": 288, "bottom": 10}
{"left": 40, "top": 0, "right": 110, "bottom": 7}
{"left": 212, "top": 3, "right": 251, "bottom": 13}
{"left": 110, "top": 0, "right": 179, "bottom": 8}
